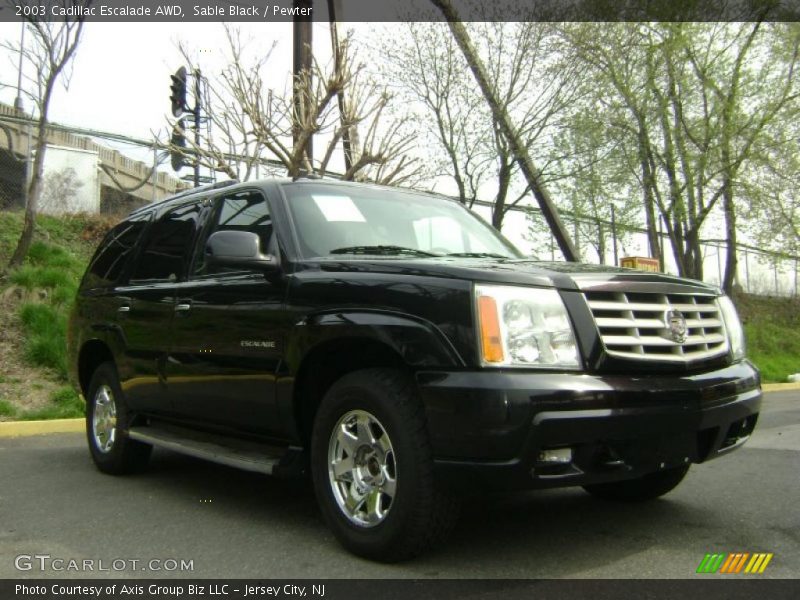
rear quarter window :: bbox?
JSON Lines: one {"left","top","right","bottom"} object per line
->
{"left": 81, "top": 215, "right": 150, "bottom": 289}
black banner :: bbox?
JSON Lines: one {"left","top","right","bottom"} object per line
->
{"left": 3, "top": 579, "right": 800, "bottom": 600}
{"left": 2, "top": 0, "right": 800, "bottom": 23}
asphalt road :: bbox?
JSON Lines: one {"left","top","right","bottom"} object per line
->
{"left": 1, "top": 391, "right": 798, "bottom": 579}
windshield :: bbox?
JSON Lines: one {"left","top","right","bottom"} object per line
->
{"left": 283, "top": 183, "right": 523, "bottom": 259}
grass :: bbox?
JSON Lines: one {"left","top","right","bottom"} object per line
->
{"left": 1, "top": 210, "right": 110, "bottom": 419}
{"left": 18, "top": 302, "right": 69, "bottom": 379}
{"left": 1, "top": 211, "right": 100, "bottom": 383}
{"left": 18, "top": 386, "right": 84, "bottom": 421}
{"left": 737, "top": 294, "right": 800, "bottom": 383}
{"left": 0, "top": 398, "right": 16, "bottom": 418}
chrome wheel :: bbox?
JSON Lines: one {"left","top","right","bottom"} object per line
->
{"left": 328, "top": 409, "right": 397, "bottom": 527}
{"left": 92, "top": 384, "right": 117, "bottom": 454}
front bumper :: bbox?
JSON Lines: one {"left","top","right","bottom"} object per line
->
{"left": 416, "top": 360, "right": 761, "bottom": 491}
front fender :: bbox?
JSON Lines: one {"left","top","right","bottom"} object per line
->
{"left": 285, "top": 309, "right": 465, "bottom": 374}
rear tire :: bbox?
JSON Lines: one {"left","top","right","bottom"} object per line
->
{"left": 582, "top": 465, "right": 690, "bottom": 502}
{"left": 86, "top": 362, "right": 151, "bottom": 475}
{"left": 311, "top": 368, "right": 459, "bottom": 562}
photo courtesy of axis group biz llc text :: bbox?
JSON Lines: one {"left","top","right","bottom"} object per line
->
{"left": 0, "top": 0, "right": 798, "bottom": 599}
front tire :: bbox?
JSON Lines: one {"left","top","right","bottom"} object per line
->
{"left": 86, "top": 362, "right": 152, "bottom": 475}
{"left": 582, "top": 465, "right": 690, "bottom": 502}
{"left": 311, "top": 368, "right": 459, "bottom": 562}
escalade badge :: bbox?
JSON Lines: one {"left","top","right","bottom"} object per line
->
{"left": 664, "top": 310, "right": 687, "bottom": 344}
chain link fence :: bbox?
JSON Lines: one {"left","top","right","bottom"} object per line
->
{"left": 0, "top": 148, "right": 25, "bottom": 211}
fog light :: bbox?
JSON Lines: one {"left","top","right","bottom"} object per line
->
{"left": 537, "top": 447, "right": 573, "bottom": 464}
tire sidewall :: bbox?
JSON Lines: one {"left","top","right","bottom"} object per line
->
{"left": 311, "top": 371, "right": 431, "bottom": 556}
{"left": 85, "top": 362, "right": 131, "bottom": 470}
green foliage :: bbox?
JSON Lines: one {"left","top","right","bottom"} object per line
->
{"left": 19, "top": 386, "right": 84, "bottom": 421}
{"left": 0, "top": 399, "right": 17, "bottom": 418}
{"left": 19, "top": 302, "right": 68, "bottom": 379}
{"left": 10, "top": 266, "right": 75, "bottom": 290}
{"left": 27, "top": 241, "right": 80, "bottom": 271}
{"left": 738, "top": 294, "right": 800, "bottom": 383}
{"left": 1, "top": 211, "right": 106, "bottom": 419}
{"left": 745, "top": 321, "right": 800, "bottom": 383}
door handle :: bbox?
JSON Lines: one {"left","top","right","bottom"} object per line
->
{"left": 117, "top": 297, "right": 132, "bottom": 314}
{"left": 175, "top": 303, "right": 192, "bottom": 313}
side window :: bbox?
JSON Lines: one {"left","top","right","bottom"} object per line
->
{"left": 193, "top": 191, "right": 272, "bottom": 277}
{"left": 82, "top": 215, "right": 149, "bottom": 288}
{"left": 130, "top": 202, "right": 203, "bottom": 283}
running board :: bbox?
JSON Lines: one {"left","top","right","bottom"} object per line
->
{"left": 128, "top": 425, "right": 287, "bottom": 475}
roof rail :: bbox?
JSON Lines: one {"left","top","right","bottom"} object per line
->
{"left": 292, "top": 170, "right": 323, "bottom": 181}
{"left": 128, "top": 179, "right": 240, "bottom": 216}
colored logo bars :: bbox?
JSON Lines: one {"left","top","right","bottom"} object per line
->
{"left": 696, "top": 553, "right": 774, "bottom": 574}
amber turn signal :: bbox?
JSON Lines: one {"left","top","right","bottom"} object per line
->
{"left": 477, "top": 294, "right": 504, "bottom": 363}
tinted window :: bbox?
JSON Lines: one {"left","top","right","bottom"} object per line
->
{"left": 83, "top": 215, "right": 149, "bottom": 288}
{"left": 283, "top": 184, "right": 521, "bottom": 259}
{"left": 193, "top": 191, "right": 272, "bottom": 277}
{"left": 130, "top": 203, "right": 203, "bottom": 282}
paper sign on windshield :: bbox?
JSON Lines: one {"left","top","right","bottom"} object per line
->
{"left": 312, "top": 195, "right": 366, "bottom": 222}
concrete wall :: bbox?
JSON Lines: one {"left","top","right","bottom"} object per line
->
{"left": 38, "top": 145, "right": 100, "bottom": 215}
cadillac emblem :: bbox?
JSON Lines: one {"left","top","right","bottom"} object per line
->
{"left": 664, "top": 310, "right": 687, "bottom": 344}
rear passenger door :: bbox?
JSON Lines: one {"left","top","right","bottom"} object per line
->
{"left": 115, "top": 201, "right": 206, "bottom": 415}
{"left": 167, "top": 189, "right": 286, "bottom": 436}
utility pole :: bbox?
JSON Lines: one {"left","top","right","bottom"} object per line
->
{"left": 327, "top": 0, "right": 352, "bottom": 172}
{"left": 293, "top": 0, "right": 314, "bottom": 169}
{"left": 429, "top": 0, "right": 579, "bottom": 262}
{"left": 14, "top": 22, "right": 25, "bottom": 112}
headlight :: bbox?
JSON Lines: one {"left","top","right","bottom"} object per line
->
{"left": 475, "top": 284, "right": 580, "bottom": 368}
{"left": 718, "top": 295, "right": 745, "bottom": 360}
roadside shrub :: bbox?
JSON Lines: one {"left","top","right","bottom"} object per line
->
{"left": 10, "top": 266, "right": 74, "bottom": 290}
{"left": 0, "top": 399, "right": 16, "bottom": 418}
{"left": 19, "top": 303, "right": 68, "bottom": 380}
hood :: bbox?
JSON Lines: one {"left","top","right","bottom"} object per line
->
{"left": 311, "top": 257, "right": 720, "bottom": 295}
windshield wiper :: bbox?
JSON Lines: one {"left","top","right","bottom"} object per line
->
{"left": 330, "top": 245, "right": 439, "bottom": 257}
{"left": 445, "top": 252, "right": 508, "bottom": 259}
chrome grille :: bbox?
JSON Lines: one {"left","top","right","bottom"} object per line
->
{"left": 583, "top": 291, "right": 728, "bottom": 363}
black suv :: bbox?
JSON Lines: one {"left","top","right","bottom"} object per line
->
{"left": 68, "top": 178, "right": 761, "bottom": 561}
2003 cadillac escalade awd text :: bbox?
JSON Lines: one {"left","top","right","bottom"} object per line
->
{"left": 67, "top": 178, "right": 761, "bottom": 561}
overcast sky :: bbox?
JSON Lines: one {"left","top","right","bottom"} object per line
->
{"left": 0, "top": 21, "right": 338, "bottom": 145}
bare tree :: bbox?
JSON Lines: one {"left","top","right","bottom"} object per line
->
{"left": 3, "top": 1, "right": 89, "bottom": 271}
{"left": 378, "top": 19, "right": 582, "bottom": 232}
{"left": 428, "top": 0, "right": 578, "bottom": 260}
{"left": 39, "top": 166, "right": 83, "bottom": 213}
{"left": 169, "top": 26, "right": 420, "bottom": 186}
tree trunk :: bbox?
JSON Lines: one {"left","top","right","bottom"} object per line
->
{"left": 491, "top": 160, "right": 512, "bottom": 230}
{"left": 722, "top": 177, "right": 738, "bottom": 294}
{"left": 636, "top": 124, "right": 661, "bottom": 264}
{"left": 430, "top": 0, "right": 579, "bottom": 261}
{"left": 597, "top": 222, "right": 606, "bottom": 264}
{"left": 7, "top": 117, "right": 48, "bottom": 270}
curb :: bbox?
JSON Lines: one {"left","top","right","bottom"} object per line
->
{"left": 762, "top": 382, "right": 800, "bottom": 392}
{"left": 0, "top": 418, "right": 84, "bottom": 438}
{"left": 0, "top": 384, "right": 797, "bottom": 438}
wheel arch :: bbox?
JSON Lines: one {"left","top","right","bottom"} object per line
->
{"left": 291, "top": 336, "right": 408, "bottom": 446}
{"left": 285, "top": 310, "right": 462, "bottom": 445}
{"left": 77, "top": 339, "right": 115, "bottom": 397}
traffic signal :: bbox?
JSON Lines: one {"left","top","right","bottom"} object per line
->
{"left": 170, "top": 119, "right": 186, "bottom": 171}
{"left": 169, "top": 67, "right": 187, "bottom": 117}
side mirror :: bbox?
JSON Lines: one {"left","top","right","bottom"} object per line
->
{"left": 205, "top": 230, "right": 279, "bottom": 272}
